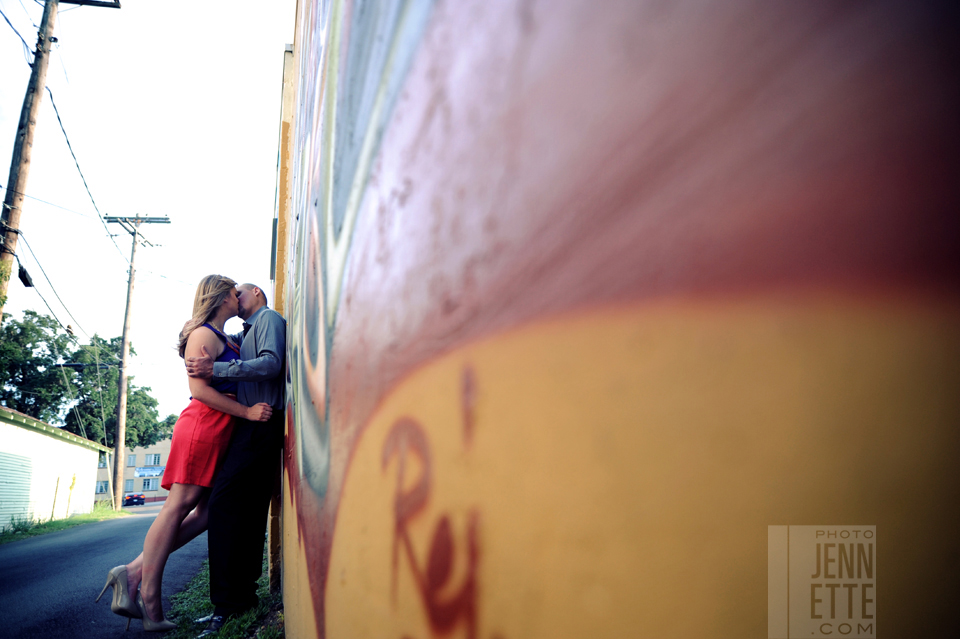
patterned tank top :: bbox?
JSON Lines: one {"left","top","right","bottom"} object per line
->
{"left": 203, "top": 323, "right": 242, "bottom": 395}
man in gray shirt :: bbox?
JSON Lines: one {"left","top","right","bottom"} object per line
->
{"left": 185, "top": 283, "right": 286, "bottom": 635}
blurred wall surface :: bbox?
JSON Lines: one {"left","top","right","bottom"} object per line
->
{"left": 280, "top": 1, "right": 959, "bottom": 637}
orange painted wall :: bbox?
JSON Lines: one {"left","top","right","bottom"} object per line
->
{"left": 280, "top": 2, "right": 959, "bottom": 638}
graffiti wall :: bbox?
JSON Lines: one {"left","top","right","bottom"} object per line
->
{"left": 280, "top": 1, "right": 960, "bottom": 638}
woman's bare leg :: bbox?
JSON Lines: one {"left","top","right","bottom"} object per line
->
{"left": 136, "top": 484, "right": 208, "bottom": 621}
{"left": 125, "top": 494, "right": 211, "bottom": 596}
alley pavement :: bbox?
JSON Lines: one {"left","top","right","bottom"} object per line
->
{"left": 0, "top": 503, "right": 207, "bottom": 638}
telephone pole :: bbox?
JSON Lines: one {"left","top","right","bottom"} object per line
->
{"left": 1, "top": 0, "right": 59, "bottom": 320}
{"left": 105, "top": 214, "right": 169, "bottom": 510}
{"left": 0, "top": 0, "right": 120, "bottom": 323}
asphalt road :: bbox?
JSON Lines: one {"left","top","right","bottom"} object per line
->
{"left": 0, "top": 504, "right": 208, "bottom": 639}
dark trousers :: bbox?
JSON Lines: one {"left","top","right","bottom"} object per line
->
{"left": 207, "top": 411, "right": 283, "bottom": 616}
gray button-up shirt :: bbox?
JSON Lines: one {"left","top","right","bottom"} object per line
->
{"left": 212, "top": 306, "right": 286, "bottom": 410}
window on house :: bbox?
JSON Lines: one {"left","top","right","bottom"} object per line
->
{"left": 96, "top": 481, "right": 109, "bottom": 494}
{"left": 145, "top": 454, "right": 161, "bottom": 466}
{"left": 124, "top": 479, "right": 134, "bottom": 492}
{"left": 127, "top": 455, "right": 136, "bottom": 467}
{"left": 142, "top": 478, "right": 159, "bottom": 491}
{"left": 98, "top": 454, "right": 107, "bottom": 468}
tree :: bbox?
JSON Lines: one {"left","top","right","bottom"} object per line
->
{"left": 0, "top": 261, "right": 10, "bottom": 309}
{"left": 0, "top": 310, "right": 75, "bottom": 423}
{"left": 64, "top": 335, "right": 176, "bottom": 449}
{"left": 0, "top": 310, "right": 175, "bottom": 448}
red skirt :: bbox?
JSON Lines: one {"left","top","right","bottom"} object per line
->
{"left": 161, "top": 398, "right": 235, "bottom": 490}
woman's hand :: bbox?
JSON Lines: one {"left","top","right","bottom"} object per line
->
{"left": 245, "top": 403, "right": 273, "bottom": 422}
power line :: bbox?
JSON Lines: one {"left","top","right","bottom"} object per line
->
{"left": 5, "top": 229, "right": 118, "bottom": 364}
{"left": 139, "top": 269, "right": 194, "bottom": 288}
{"left": 16, "top": 0, "right": 38, "bottom": 24}
{"left": 0, "top": 6, "right": 33, "bottom": 60}
{"left": 0, "top": 191, "right": 189, "bottom": 287}
{"left": 16, "top": 0, "right": 38, "bottom": 27}
{"left": 3, "top": 260, "right": 108, "bottom": 446}
{"left": 6, "top": 245, "right": 115, "bottom": 447}
{"left": 47, "top": 336, "right": 89, "bottom": 440}
{"left": 54, "top": 39, "right": 70, "bottom": 83}
{"left": 2, "top": 11, "right": 127, "bottom": 262}
{"left": 0, "top": 184, "right": 96, "bottom": 219}
{"left": 12, "top": 232, "right": 122, "bottom": 381}
{"left": 9, "top": 252, "right": 72, "bottom": 337}
{"left": 85, "top": 340, "right": 112, "bottom": 445}
{"left": 44, "top": 87, "right": 129, "bottom": 263}
{"left": 16, "top": 229, "right": 90, "bottom": 339}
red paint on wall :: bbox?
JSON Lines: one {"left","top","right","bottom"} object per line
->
{"left": 462, "top": 365, "right": 476, "bottom": 449}
{"left": 382, "top": 417, "right": 433, "bottom": 601}
{"left": 382, "top": 418, "right": 479, "bottom": 639}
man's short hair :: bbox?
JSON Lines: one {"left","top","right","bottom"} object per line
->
{"left": 242, "top": 283, "right": 268, "bottom": 308}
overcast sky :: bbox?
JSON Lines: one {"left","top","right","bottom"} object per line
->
{"left": 1, "top": 0, "right": 297, "bottom": 428}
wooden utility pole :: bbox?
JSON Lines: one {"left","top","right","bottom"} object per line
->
{"left": 0, "top": 0, "right": 120, "bottom": 323}
{"left": 0, "top": 0, "right": 59, "bottom": 320}
{"left": 106, "top": 215, "right": 169, "bottom": 510}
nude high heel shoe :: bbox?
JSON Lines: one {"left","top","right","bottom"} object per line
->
{"left": 95, "top": 565, "right": 141, "bottom": 628}
{"left": 136, "top": 593, "right": 177, "bottom": 632}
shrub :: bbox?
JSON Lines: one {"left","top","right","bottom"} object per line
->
{"left": 9, "top": 513, "right": 38, "bottom": 534}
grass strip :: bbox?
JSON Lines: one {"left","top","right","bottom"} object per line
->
{"left": 166, "top": 550, "right": 283, "bottom": 639}
{"left": 0, "top": 500, "right": 129, "bottom": 545}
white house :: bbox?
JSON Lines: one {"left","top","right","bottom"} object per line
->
{"left": 96, "top": 437, "right": 173, "bottom": 504}
{"left": 0, "top": 405, "right": 111, "bottom": 532}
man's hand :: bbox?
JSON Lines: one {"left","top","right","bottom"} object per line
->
{"left": 186, "top": 345, "right": 215, "bottom": 379}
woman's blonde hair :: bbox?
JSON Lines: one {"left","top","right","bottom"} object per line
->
{"left": 177, "top": 274, "right": 238, "bottom": 357}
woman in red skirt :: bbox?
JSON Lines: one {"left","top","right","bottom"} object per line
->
{"left": 96, "top": 275, "right": 273, "bottom": 631}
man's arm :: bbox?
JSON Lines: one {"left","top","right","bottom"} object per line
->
{"left": 187, "top": 311, "right": 285, "bottom": 382}
{"left": 184, "top": 328, "right": 273, "bottom": 421}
